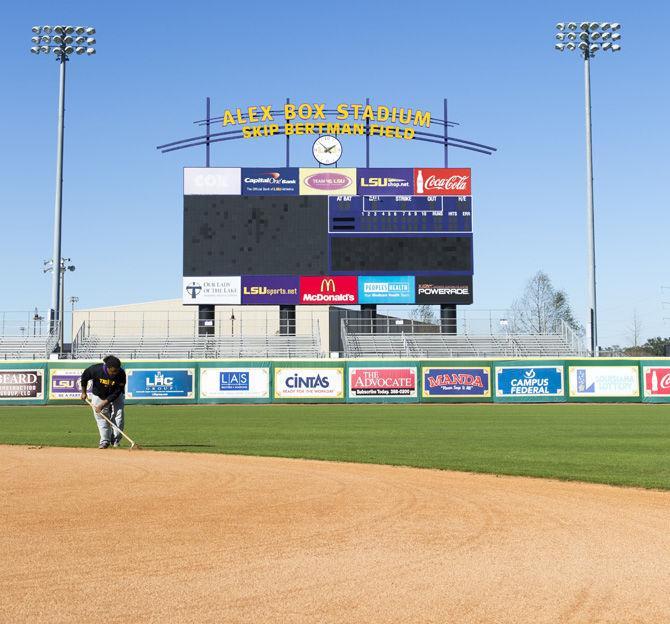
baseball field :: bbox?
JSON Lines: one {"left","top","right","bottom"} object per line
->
{"left": 2, "top": 403, "right": 670, "bottom": 622}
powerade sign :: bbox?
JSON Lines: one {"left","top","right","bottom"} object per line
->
{"left": 423, "top": 367, "right": 490, "bottom": 397}
{"left": 126, "top": 369, "right": 195, "bottom": 400}
{"left": 241, "top": 275, "right": 300, "bottom": 304}
{"left": 495, "top": 366, "right": 564, "bottom": 399}
{"left": 415, "top": 275, "right": 473, "bottom": 304}
{"left": 358, "top": 276, "right": 415, "bottom": 304}
{"left": 357, "top": 168, "right": 413, "bottom": 195}
{"left": 241, "top": 167, "right": 299, "bottom": 195}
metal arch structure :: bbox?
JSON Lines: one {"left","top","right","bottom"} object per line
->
{"left": 157, "top": 98, "right": 497, "bottom": 168}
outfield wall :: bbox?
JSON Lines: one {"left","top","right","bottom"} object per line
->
{"left": 1, "top": 358, "right": 668, "bottom": 405}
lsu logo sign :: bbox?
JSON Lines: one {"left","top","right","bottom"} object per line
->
{"left": 49, "top": 368, "right": 89, "bottom": 400}
{"left": 496, "top": 366, "right": 564, "bottom": 400}
{"left": 300, "top": 276, "right": 358, "bottom": 304}
{"left": 357, "top": 168, "right": 413, "bottom": 195}
{"left": 422, "top": 367, "right": 490, "bottom": 397}
{"left": 274, "top": 368, "right": 344, "bottom": 399}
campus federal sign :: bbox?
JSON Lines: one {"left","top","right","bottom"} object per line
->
{"left": 495, "top": 366, "right": 565, "bottom": 401}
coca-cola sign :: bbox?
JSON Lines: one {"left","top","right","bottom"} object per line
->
{"left": 643, "top": 367, "right": 670, "bottom": 397}
{"left": 414, "top": 168, "right": 471, "bottom": 196}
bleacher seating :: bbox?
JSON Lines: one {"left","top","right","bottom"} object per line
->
{"left": 0, "top": 334, "right": 58, "bottom": 360}
{"left": 73, "top": 333, "right": 322, "bottom": 359}
{"left": 343, "top": 332, "right": 581, "bottom": 358}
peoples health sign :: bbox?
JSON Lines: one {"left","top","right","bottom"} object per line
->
{"left": 126, "top": 369, "right": 195, "bottom": 400}
{"left": 358, "top": 276, "right": 415, "bottom": 304}
{"left": 495, "top": 366, "right": 564, "bottom": 400}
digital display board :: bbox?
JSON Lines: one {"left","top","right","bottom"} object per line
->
{"left": 183, "top": 167, "right": 474, "bottom": 305}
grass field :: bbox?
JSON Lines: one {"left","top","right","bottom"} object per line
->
{"left": 1, "top": 403, "right": 669, "bottom": 489}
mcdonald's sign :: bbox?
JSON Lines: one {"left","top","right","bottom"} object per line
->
{"left": 300, "top": 276, "right": 358, "bottom": 304}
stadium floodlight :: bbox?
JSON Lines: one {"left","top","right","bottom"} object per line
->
{"left": 567, "top": 33, "right": 577, "bottom": 41}
{"left": 555, "top": 43, "right": 565, "bottom": 51}
{"left": 556, "top": 22, "right": 565, "bottom": 30}
{"left": 86, "top": 37, "right": 96, "bottom": 45}
{"left": 556, "top": 33, "right": 565, "bottom": 41}
{"left": 30, "top": 24, "right": 96, "bottom": 352}
{"left": 554, "top": 21, "right": 622, "bottom": 357}
{"left": 75, "top": 36, "right": 85, "bottom": 44}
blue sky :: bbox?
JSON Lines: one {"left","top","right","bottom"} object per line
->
{"left": 1, "top": 0, "right": 668, "bottom": 346}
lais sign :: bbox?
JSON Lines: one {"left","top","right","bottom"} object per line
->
{"left": 300, "top": 276, "right": 357, "bottom": 304}
{"left": 348, "top": 367, "right": 417, "bottom": 398}
{"left": 274, "top": 368, "right": 344, "bottom": 399}
{"left": 496, "top": 366, "right": 564, "bottom": 399}
{"left": 414, "top": 168, "right": 471, "bottom": 196}
{"left": 643, "top": 367, "right": 670, "bottom": 397}
{"left": 199, "top": 367, "right": 270, "bottom": 399}
{"left": 422, "top": 367, "right": 490, "bottom": 397}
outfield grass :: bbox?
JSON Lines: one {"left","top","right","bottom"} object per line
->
{"left": 1, "top": 403, "right": 669, "bottom": 489}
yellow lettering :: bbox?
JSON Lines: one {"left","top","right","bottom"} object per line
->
{"left": 351, "top": 104, "right": 362, "bottom": 118}
{"left": 235, "top": 108, "right": 247, "bottom": 124}
{"left": 222, "top": 110, "right": 236, "bottom": 126}
{"left": 376, "top": 106, "right": 389, "bottom": 122}
{"left": 336, "top": 103, "right": 348, "bottom": 120}
{"left": 248, "top": 106, "right": 258, "bottom": 123}
{"left": 297, "top": 103, "right": 312, "bottom": 119}
{"left": 242, "top": 127, "right": 252, "bottom": 138}
{"left": 404, "top": 128, "right": 415, "bottom": 140}
{"left": 361, "top": 105, "right": 375, "bottom": 121}
{"left": 353, "top": 124, "right": 364, "bottom": 135}
{"left": 327, "top": 122, "right": 340, "bottom": 134}
{"left": 284, "top": 104, "right": 296, "bottom": 120}
{"left": 414, "top": 110, "right": 431, "bottom": 127}
{"left": 260, "top": 105, "right": 273, "bottom": 121}
{"left": 285, "top": 123, "right": 295, "bottom": 135}
{"left": 313, "top": 103, "right": 326, "bottom": 120}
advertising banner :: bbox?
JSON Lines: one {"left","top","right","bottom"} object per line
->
{"left": 183, "top": 168, "right": 241, "bottom": 195}
{"left": 300, "top": 276, "right": 358, "bottom": 304}
{"left": 49, "top": 368, "right": 89, "bottom": 400}
{"left": 348, "top": 367, "right": 417, "bottom": 398}
{"left": 126, "top": 369, "right": 195, "bottom": 400}
{"left": 495, "top": 366, "right": 564, "bottom": 400}
{"left": 182, "top": 276, "right": 241, "bottom": 305}
{"left": 357, "top": 168, "right": 414, "bottom": 195}
{"left": 274, "top": 367, "right": 344, "bottom": 399}
{"left": 0, "top": 369, "right": 44, "bottom": 400}
{"left": 422, "top": 367, "right": 491, "bottom": 398}
{"left": 414, "top": 168, "right": 471, "bottom": 196}
{"left": 299, "top": 168, "right": 357, "bottom": 195}
{"left": 415, "top": 276, "right": 473, "bottom": 304}
{"left": 200, "top": 367, "right": 270, "bottom": 399}
{"left": 642, "top": 366, "right": 670, "bottom": 398}
{"left": 568, "top": 366, "right": 639, "bottom": 398}
{"left": 241, "top": 275, "right": 300, "bottom": 305}
{"left": 358, "top": 276, "right": 415, "bottom": 304}
{"left": 241, "top": 168, "right": 299, "bottom": 195}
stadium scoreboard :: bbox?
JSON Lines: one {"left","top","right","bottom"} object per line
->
{"left": 183, "top": 167, "right": 474, "bottom": 306}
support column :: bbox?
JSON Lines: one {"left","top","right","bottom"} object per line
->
{"left": 360, "top": 304, "right": 377, "bottom": 333}
{"left": 440, "top": 304, "right": 456, "bottom": 335}
{"left": 198, "top": 304, "right": 215, "bottom": 336}
{"left": 279, "top": 305, "right": 296, "bottom": 336}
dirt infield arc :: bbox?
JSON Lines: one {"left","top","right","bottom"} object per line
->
{"left": 1, "top": 446, "right": 669, "bottom": 623}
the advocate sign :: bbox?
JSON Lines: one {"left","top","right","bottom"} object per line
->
{"left": 348, "top": 367, "right": 417, "bottom": 398}
{"left": 300, "top": 276, "right": 357, "bottom": 304}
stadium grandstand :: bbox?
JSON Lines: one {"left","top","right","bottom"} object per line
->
{"left": 0, "top": 301, "right": 585, "bottom": 360}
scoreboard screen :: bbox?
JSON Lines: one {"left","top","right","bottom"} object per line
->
{"left": 183, "top": 167, "right": 474, "bottom": 305}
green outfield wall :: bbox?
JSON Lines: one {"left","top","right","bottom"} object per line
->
{"left": 1, "top": 358, "right": 669, "bottom": 405}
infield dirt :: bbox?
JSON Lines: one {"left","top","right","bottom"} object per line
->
{"left": 1, "top": 445, "right": 669, "bottom": 623}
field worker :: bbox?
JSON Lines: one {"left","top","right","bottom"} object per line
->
{"left": 80, "top": 355, "right": 127, "bottom": 449}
